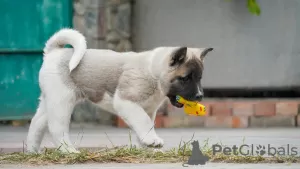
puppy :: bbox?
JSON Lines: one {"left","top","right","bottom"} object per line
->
{"left": 26, "top": 28, "right": 213, "bottom": 153}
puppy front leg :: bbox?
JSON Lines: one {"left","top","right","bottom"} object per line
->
{"left": 113, "top": 91, "right": 164, "bottom": 147}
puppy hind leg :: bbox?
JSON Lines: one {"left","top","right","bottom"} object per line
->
{"left": 26, "top": 96, "right": 48, "bottom": 153}
{"left": 46, "top": 90, "right": 79, "bottom": 153}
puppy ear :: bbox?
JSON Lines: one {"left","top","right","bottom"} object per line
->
{"left": 170, "top": 47, "right": 187, "bottom": 66}
{"left": 200, "top": 48, "right": 213, "bottom": 60}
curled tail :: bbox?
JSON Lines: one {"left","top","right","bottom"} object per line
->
{"left": 43, "top": 28, "right": 87, "bottom": 72}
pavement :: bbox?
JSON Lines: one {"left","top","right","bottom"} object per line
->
{"left": 0, "top": 124, "right": 300, "bottom": 169}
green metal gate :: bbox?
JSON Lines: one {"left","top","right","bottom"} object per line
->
{"left": 0, "top": 0, "right": 72, "bottom": 120}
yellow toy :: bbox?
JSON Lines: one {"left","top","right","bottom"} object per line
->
{"left": 176, "top": 95, "right": 206, "bottom": 116}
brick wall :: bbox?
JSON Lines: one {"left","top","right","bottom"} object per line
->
{"left": 116, "top": 99, "right": 300, "bottom": 128}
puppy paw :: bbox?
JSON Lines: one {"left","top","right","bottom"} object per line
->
{"left": 58, "top": 146, "right": 80, "bottom": 154}
{"left": 26, "top": 145, "right": 43, "bottom": 154}
{"left": 139, "top": 134, "right": 164, "bottom": 148}
{"left": 153, "top": 148, "right": 164, "bottom": 153}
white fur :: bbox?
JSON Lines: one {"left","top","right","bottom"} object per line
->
{"left": 44, "top": 28, "right": 87, "bottom": 72}
{"left": 28, "top": 69, "right": 80, "bottom": 153}
{"left": 26, "top": 97, "right": 47, "bottom": 153}
{"left": 113, "top": 90, "right": 164, "bottom": 147}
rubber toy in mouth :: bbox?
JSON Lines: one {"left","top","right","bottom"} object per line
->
{"left": 176, "top": 95, "right": 206, "bottom": 116}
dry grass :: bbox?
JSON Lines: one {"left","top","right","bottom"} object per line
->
{"left": 1, "top": 134, "right": 300, "bottom": 165}
{"left": 1, "top": 145, "right": 299, "bottom": 165}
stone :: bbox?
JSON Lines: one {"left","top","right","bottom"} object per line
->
{"left": 73, "top": 0, "right": 85, "bottom": 15}
{"left": 106, "top": 0, "right": 121, "bottom": 6}
{"left": 73, "top": 15, "right": 86, "bottom": 34}
{"left": 105, "top": 7, "right": 117, "bottom": 31}
{"left": 97, "top": 40, "right": 107, "bottom": 49}
{"left": 106, "top": 0, "right": 133, "bottom": 6}
{"left": 106, "top": 31, "right": 121, "bottom": 43}
{"left": 116, "top": 3, "right": 131, "bottom": 38}
{"left": 72, "top": 100, "right": 113, "bottom": 125}
{"left": 72, "top": 100, "right": 97, "bottom": 122}
{"left": 83, "top": 0, "right": 105, "bottom": 8}
{"left": 106, "top": 43, "right": 117, "bottom": 50}
{"left": 115, "top": 39, "right": 132, "bottom": 51}
{"left": 95, "top": 108, "right": 114, "bottom": 125}
{"left": 86, "top": 37, "right": 106, "bottom": 49}
{"left": 84, "top": 9, "right": 99, "bottom": 38}
{"left": 82, "top": 6, "right": 106, "bottom": 39}
{"left": 98, "top": 7, "right": 107, "bottom": 38}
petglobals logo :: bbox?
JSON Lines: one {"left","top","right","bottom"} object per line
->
{"left": 212, "top": 144, "right": 298, "bottom": 156}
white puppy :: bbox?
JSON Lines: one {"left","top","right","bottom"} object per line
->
{"left": 26, "top": 28, "right": 213, "bottom": 153}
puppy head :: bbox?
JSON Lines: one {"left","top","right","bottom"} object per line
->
{"left": 159, "top": 47, "right": 213, "bottom": 108}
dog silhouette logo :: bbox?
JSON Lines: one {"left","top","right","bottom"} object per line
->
{"left": 182, "top": 140, "right": 209, "bottom": 167}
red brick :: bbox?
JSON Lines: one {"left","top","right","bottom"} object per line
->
{"left": 116, "top": 117, "right": 128, "bottom": 128}
{"left": 254, "top": 101, "right": 275, "bottom": 116}
{"left": 183, "top": 116, "right": 206, "bottom": 127}
{"left": 205, "top": 116, "right": 229, "bottom": 128}
{"left": 250, "top": 116, "right": 296, "bottom": 127}
{"left": 233, "top": 101, "right": 254, "bottom": 116}
{"left": 205, "top": 116, "right": 248, "bottom": 128}
{"left": 154, "top": 114, "right": 164, "bottom": 128}
{"left": 162, "top": 116, "right": 185, "bottom": 128}
{"left": 276, "top": 101, "right": 299, "bottom": 116}
{"left": 211, "top": 102, "right": 233, "bottom": 116}
{"left": 201, "top": 101, "right": 212, "bottom": 116}
{"left": 205, "top": 116, "right": 225, "bottom": 128}
{"left": 231, "top": 116, "right": 248, "bottom": 128}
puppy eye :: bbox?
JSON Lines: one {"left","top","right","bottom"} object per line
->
{"left": 179, "top": 75, "right": 190, "bottom": 82}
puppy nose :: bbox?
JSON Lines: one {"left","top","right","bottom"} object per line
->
{"left": 194, "top": 93, "right": 203, "bottom": 101}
